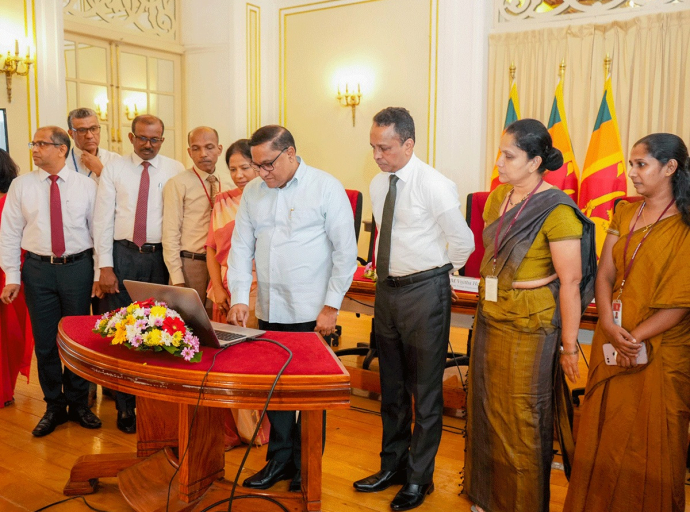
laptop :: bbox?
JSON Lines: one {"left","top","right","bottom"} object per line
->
{"left": 123, "top": 280, "right": 265, "bottom": 348}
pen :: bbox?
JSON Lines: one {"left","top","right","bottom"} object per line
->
{"left": 290, "top": 207, "right": 294, "bottom": 220}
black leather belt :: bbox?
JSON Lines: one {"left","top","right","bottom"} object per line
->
{"left": 26, "top": 249, "right": 92, "bottom": 265}
{"left": 383, "top": 263, "right": 453, "bottom": 288}
{"left": 180, "top": 251, "right": 206, "bottom": 261}
{"left": 115, "top": 239, "right": 163, "bottom": 254}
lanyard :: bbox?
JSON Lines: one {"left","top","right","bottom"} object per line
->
{"left": 492, "top": 179, "right": 543, "bottom": 274}
{"left": 619, "top": 198, "right": 675, "bottom": 296}
{"left": 71, "top": 149, "right": 92, "bottom": 178}
{"left": 191, "top": 168, "right": 219, "bottom": 209}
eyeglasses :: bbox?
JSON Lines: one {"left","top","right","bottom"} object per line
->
{"left": 28, "top": 141, "right": 64, "bottom": 149}
{"left": 132, "top": 134, "right": 164, "bottom": 145}
{"left": 71, "top": 126, "right": 101, "bottom": 135}
{"left": 251, "top": 147, "right": 288, "bottom": 172}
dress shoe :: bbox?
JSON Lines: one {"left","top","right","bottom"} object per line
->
{"left": 68, "top": 406, "right": 102, "bottom": 429}
{"left": 289, "top": 471, "right": 302, "bottom": 493}
{"left": 390, "top": 482, "right": 434, "bottom": 511}
{"left": 32, "top": 410, "right": 68, "bottom": 437}
{"left": 116, "top": 409, "right": 136, "bottom": 434}
{"left": 242, "top": 459, "right": 295, "bottom": 489}
{"left": 353, "top": 469, "right": 407, "bottom": 493}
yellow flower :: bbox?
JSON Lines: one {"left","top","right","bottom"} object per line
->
{"left": 172, "top": 331, "right": 182, "bottom": 347}
{"left": 150, "top": 306, "right": 167, "bottom": 318}
{"left": 147, "top": 329, "right": 163, "bottom": 346}
{"left": 126, "top": 315, "right": 136, "bottom": 325}
{"left": 126, "top": 303, "right": 136, "bottom": 314}
{"left": 112, "top": 324, "right": 127, "bottom": 345}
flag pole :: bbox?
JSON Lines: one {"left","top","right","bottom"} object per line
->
{"left": 604, "top": 53, "right": 612, "bottom": 78}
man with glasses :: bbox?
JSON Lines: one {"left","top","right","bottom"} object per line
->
{"left": 162, "top": 126, "right": 230, "bottom": 305}
{"left": 0, "top": 126, "right": 102, "bottom": 437}
{"left": 227, "top": 125, "right": 357, "bottom": 493}
{"left": 93, "top": 114, "right": 184, "bottom": 433}
{"left": 66, "top": 108, "right": 120, "bottom": 183}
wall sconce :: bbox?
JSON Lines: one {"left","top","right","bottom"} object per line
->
{"left": 1, "top": 40, "right": 33, "bottom": 103}
{"left": 337, "top": 83, "right": 361, "bottom": 127}
{"left": 94, "top": 95, "right": 108, "bottom": 122}
{"left": 124, "top": 100, "right": 139, "bottom": 121}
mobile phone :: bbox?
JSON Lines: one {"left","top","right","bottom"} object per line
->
{"left": 603, "top": 342, "right": 648, "bottom": 365}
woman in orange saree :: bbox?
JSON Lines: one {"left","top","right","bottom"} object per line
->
{"left": 564, "top": 134, "right": 690, "bottom": 512}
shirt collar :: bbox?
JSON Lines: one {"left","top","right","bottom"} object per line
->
{"left": 390, "top": 153, "right": 418, "bottom": 183}
{"left": 38, "top": 165, "right": 70, "bottom": 182}
{"left": 72, "top": 145, "right": 100, "bottom": 160}
{"left": 192, "top": 166, "right": 217, "bottom": 180}
{"left": 260, "top": 156, "right": 306, "bottom": 190}
{"left": 131, "top": 152, "right": 160, "bottom": 170}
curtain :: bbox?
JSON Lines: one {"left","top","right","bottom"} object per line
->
{"left": 486, "top": 10, "right": 690, "bottom": 192}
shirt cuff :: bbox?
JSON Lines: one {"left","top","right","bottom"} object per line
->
{"left": 324, "top": 291, "right": 344, "bottom": 311}
{"left": 98, "top": 254, "right": 114, "bottom": 268}
{"left": 5, "top": 271, "right": 21, "bottom": 286}
{"left": 170, "top": 269, "right": 185, "bottom": 286}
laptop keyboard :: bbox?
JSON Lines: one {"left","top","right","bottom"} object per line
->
{"left": 215, "top": 330, "right": 245, "bottom": 342}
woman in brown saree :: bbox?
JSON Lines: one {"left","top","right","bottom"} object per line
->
{"left": 564, "top": 133, "right": 690, "bottom": 512}
{"left": 464, "top": 119, "right": 597, "bottom": 512}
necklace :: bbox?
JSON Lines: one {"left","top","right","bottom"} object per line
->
{"left": 507, "top": 189, "right": 527, "bottom": 207}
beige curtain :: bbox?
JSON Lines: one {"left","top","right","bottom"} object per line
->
{"left": 486, "top": 10, "right": 690, "bottom": 192}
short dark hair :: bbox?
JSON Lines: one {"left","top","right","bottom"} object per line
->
{"left": 0, "top": 148, "right": 19, "bottom": 194}
{"left": 67, "top": 108, "right": 98, "bottom": 130}
{"left": 248, "top": 125, "right": 296, "bottom": 153}
{"left": 225, "top": 139, "right": 252, "bottom": 167}
{"left": 42, "top": 126, "right": 71, "bottom": 153}
{"left": 131, "top": 115, "right": 164, "bottom": 136}
{"left": 373, "top": 107, "right": 415, "bottom": 143}
{"left": 505, "top": 118, "right": 563, "bottom": 173}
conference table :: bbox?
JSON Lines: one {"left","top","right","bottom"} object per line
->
{"left": 57, "top": 316, "right": 351, "bottom": 512}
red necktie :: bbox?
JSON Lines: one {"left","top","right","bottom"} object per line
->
{"left": 132, "top": 161, "right": 150, "bottom": 247}
{"left": 49, "top": 175, "right": 66, "bottom": 257}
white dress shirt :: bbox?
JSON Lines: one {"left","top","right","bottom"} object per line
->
{"left": 93, "top": 152, "right": 184, "bottom": 268}
{"left": 370, "top": 153, "right": 475, "bottom": 276}
{"left": 0, "top": 166, "right": 98, "bottom": 284}
{"left": 227, "top": 158, "right": 358, "bottom": 324}
{"left": 65, "top": 146, "right": 121, "bottom": 183}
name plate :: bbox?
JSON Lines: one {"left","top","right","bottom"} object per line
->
{"left": 450, "top": 276, "right": 479, "bottom": 294}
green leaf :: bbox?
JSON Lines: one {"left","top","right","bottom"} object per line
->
{"left": 162, "top": 345, "right": 177, "bottom": 355}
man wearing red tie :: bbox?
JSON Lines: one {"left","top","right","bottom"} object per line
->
{"left": 0, "top": 126, "right": 102, "bottom": 437}
{"left": 93, "top": 115, "right": 184, "bottom": 433}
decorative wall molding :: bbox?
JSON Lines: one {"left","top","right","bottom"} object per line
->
{"left": 63, "top": 0, "right": 179, "bottom": 42}
{"left": 247, "top": 3, "right": 261, "bottom": 137}
{"left": 495, "top": 0, "right": 688, "bottom": 28}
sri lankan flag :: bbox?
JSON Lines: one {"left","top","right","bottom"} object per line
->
{"left": 489, "top": 79, "right": 521, "bottom": 190}
{"left": 545, "top": 78, "right": 579, "bottom": 202}
{"left": 578, "top": 75, "right": 626, "bottom": 257}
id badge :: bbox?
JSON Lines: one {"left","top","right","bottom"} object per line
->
{"left": 485, "top": 276, "right": 498, "bottom": 302}
{"left": 612, "top": 299, "right": 623, "bottom": 327}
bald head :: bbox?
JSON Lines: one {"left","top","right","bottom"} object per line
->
{"left": 187, "top": 126, "right": 222, "bottom": 173}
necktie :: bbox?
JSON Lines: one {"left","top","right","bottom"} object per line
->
{"left": 49, "top": 175, "right": 66, "bottom": 257}
{"left": 207, "top": 174, "right": 219, "bottom": 204}
{"left": 132, "top": 161, "right": 150, "bottom": 247}
{"left": 376, "top": 174, "right": 398, "bottom": 281}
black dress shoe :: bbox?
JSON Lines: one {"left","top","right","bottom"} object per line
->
{"left": 117, "top": 409, "right": 136, "bottom": 434}
{"left": 289, "top": 471, "right": 301, "bottom": 493}
{"left": 32, "top": 410, "right": 68, "bottom": 437}
{"left": 390, "top": 482, "right": 434, "bottom": 511}
{"left": 242, "top": 459, "right": 295, "bottom": 489}
{"left": 68, "top": 406, "right": 102, "bottom": 429}
{"left": 353, "top": 469, "right": 407, "bottom": 493}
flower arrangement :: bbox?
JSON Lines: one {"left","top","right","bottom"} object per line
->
{"left": 363, "top": 261, "right": 377, "bottom": 281}
{"left": 93, "top": 298, "right": 202, "bottom": 362}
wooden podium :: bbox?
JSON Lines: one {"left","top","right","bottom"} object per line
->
{"left": 57, "top": 316, "right": 351, "bottom": 512}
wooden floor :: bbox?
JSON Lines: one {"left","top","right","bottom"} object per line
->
{"left": 0, "top": 311, "right": 688, "bottom": 511}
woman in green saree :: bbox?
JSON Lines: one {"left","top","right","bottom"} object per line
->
{"left": 464, "top": 119, "right": 597, "bottom": 512}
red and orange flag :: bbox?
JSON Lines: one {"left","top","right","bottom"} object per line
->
{"left": 489, "top": 69, "right": 521, "bottom": 191}
{"left": 545, "top": 70, "right": 579, "bottom": 203}
{"left": 578, "top": 71, "right": 627, "bottom": 256}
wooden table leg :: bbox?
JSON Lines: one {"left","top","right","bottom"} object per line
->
{"left": 301, "top": 410, "right": 324, "bottom": 512}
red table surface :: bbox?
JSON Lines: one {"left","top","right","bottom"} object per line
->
{"left": 60, "top": 316, "right": 343, "bottom": 376}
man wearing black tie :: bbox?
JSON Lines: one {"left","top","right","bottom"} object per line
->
{"left": 353, "top": 108, "right": 474, "bottom": 511}
{"left": 0, "top": 126, "right": 101, "bottom": 437}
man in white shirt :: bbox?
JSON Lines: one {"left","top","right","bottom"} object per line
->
{"left": 0, "top": 126, "right": 102, "bottom": 437}
{"left": 227, "top": 125, "right": 357, "bottom": 492}
{"left": 66, "top": 108, "right": 120, "bottom": 183}
{"left": 353, "top": 108, "right": 475, "bottom": 511}
{"left": 162, "top": 126, "right": 231, "bottom": 304}
{"left": 93, "top": 114, "right": 184, "bottom": 433}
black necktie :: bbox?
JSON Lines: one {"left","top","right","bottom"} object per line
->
{"left": 377, "top": 174, "right": 399, "bottom": 281}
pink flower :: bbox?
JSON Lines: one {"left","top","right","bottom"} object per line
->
{"left": 181, "top": 347, "right": 195, "bottom": 361}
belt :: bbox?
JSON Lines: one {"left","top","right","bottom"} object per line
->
{"left": 383, "top": 263, "right": 453, "bottom": 288}
{"left": 26, "top": 249, "right": 92, "bottom": 265}
{"left": 180, "top": 250, "right": 206, "bottom": 261}
{"left": 115, "top": 239, "right": 163, "bottom": 254}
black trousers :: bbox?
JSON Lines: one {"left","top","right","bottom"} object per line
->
{"left": 257, "top": 319, "right": 325, "bottom": 471}
{"left": 22, "top": 254, "right": 94, "bottom": 412}
{"left": 374, "top": 270, "right": 451, "bottom": 485}
{"left": 99, "top": 241, "right": 169, "bottom": 412}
